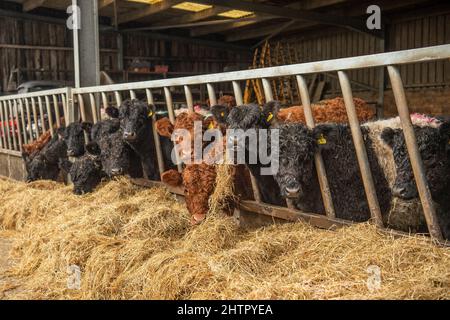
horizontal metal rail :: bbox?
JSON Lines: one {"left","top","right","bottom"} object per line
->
{"left": 70, "top": 45, "right": 450, "bottom": 94}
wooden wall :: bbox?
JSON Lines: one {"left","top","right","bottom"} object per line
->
{"left": 272, "top": 11, "right": 450, "bottom": 95}
{"left": 0, "top": 15, "right": 249, "bottom": 93}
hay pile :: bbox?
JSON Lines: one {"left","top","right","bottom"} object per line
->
{"left": 0, "top": 177, "right": 449, "bottom": 300}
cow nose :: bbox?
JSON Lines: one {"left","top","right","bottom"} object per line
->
{"left": 111, "top": 168, "right": 123, "bottom": 176}
{"left": 285, "top": 186, "right": 300, "bottom": 198}
{"left": 392, "top": 185, "right": 417, "bottom": 200}
{"left": 123, "top": 131, "right": 136, "bottom": 141}
{"left": 67, "top": 149, "right": 75, "bottom": 156}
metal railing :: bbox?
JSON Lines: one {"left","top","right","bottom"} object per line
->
{"left": 0, "top": 44, "right": 449, "bottom": 241}
{"left": 0, "top": 87, "right": 70, "bottom": 156}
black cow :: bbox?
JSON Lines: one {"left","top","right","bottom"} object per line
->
{"left": 381, "top": 122, "right": 450, "bottom": 239}
{"left": 93, "top": 106, "right": 143, "bottom": 178}
{"left": 118, "top": 99, "right": 159, "bottom": 180}
{"left": 275, "top": 122, "right": 391, "bottom": 222}
{"left": 226, "top": 103, "right": 284, "bottom": 206}
{"left": 59, "top": 142, "right": 104, "bottom": 195}
{"left": 23, "top": 134, "right": 68, "bottom": 182}
{"left": 58, "top": 122, "right": 92, "bottom": 157}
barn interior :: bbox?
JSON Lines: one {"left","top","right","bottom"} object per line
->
{"left": 1, "top": 0, "right": 448, "bottom": 116}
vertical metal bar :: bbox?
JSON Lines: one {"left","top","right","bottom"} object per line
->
{"left": 130, "top": 90, "right": 136, "bottom": 100}
{"left": 234, "top": 80, "right": 262, "bottom": 203}
{"left": 0, "top": 101, "right": 7, "bottom": 149}
{"left": 377, "top": 37, "right": 385, "bottom": 119}
{"left": 18, "top": 99, "right": 28, "bottom": 145}
{"left": 24, "top": 99, "right": 34, "bottom": 142}
{"left": 53, "top": 95, "right": 61, "bottom": 128}
{"left": 72, "top": 0, "right": 80, "bottom": 88}
{"left": 37, "top": 96, "right": 47, "bottom": 132}
{"left": 66, "top": 87, "right": 76, "bottom": 125}
{"left": 387, "top": 65, "right": 443, "bottom": 241}
{"left": 31, "top": 97, "right": 40, "bottom": 137}
{"left": 45, "top": 95, "right": 54, "bottom": 136}
{"left": 8, "top": 100, "right": 17, "bottom": 151}
{"left": 13, "top": 100, "right": 23, "bottom": 152}
{"left": 114, "top": 91, "right": 122, "bottom": 106}
{"left": 184, "top": 85, "right": 194, "bottom": 112}
{"left": 89, "top": 93, "right": 98, "bottom": 124}
{"left": 3, "top": 101, "right": 11, "bottom": 150}
{"left": 78, "top": 94, "right": 89, "bottom": 143}
{"left": 232, "top": 81, "right": 244, "bottom": 105}
{"left": 164, "top": 87, "right": 183, "bottom": 173}
{"left": 146, "top": 89, "right": 165, "bottom": 177}
{"left": 338, "top": 71, "right": 383, "bottom": 227}
{"left": 262, "top": 78, "right": 292, "bottom": 208}
{"left": 101, "top": 92, "right": 108, "bottom": 120}
{"left": 296, "top": 75, "right": 336, "bottom": 218}
{"left": 206, "top": 83, "right": 217, "bottom": 106}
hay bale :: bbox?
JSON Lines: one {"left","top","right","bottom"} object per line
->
{"left": 0, "top": 177, "right": 448, "bottom": 300}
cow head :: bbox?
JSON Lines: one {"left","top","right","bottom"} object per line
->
{"left": 275, "top": 123, "right": 316, "bottom": 199}
{"left": 58, "top": 122, "right": 92, "bottom": 157}
{"left": 381, "top": 123, "right": 450, "bottom": 201}
{"left": 23, "top": 152, "right": 59, "bottom": 182}
{"left": 210, "top": 104, "right": 230, "bottom": 128}
{"left": 118, "top": 99, "right": 155, "bottom": 142}
{"left": 61, "top": 142, "right": 103, "bottom": 195}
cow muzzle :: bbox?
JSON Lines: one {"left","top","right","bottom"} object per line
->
{"left": 123, "top": 131, "right": 137, "bottom": 141}
{"left": 67, "top": 149, "right": 76, "bottom": 157}
{"left": 392, "top": 184, "right": 418, "bottom": 200}
{"left": 285, "top": 186, "right": 300, "bottom": 198}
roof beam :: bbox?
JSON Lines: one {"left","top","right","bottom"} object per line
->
{"left": 190, "top": 15, "right": 272, "bottom": 37}
{"left": 23, "top": 0, "right": 46, "bottom": 12}
{"left": 194, "top": 0, "right": 382, "bottom": 37}
{"left": 150, "top": 5, "right": 229, "bottom": 27}
{"left": 99, "top": 0, "right": 115, "bottom": 9}
{"left": 189, "top": 0, "right": 346, "bottom": 37}
{"left": 118, "top": 0, "right": 185, "bottom": 24}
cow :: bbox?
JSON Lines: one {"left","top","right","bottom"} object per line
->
{"left": 226, "top": 102, "right": 285, "bottom": 206}
{"left": 274, "top": 114, "right": 450, "bottom": 238}
{"left": 22, "top": 133, "right": 68, "bottom": 182}
{"left": 118, "top": 99, "right": 159, "bottom": 180}
{"left": 58, "top": 122, "right": 92, "bottom": 157}
{"left": 380, "top": 121, "right": 450, "bottom": 239}
{"left": 59, "top": 142, "right": 104, "bottom": 195}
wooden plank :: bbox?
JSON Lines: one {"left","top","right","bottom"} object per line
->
{"left": 23, "top": 0, "right": 46, "bottom": 12}
{"left": 118, "top": 0, "right": 185, "bottom": 24}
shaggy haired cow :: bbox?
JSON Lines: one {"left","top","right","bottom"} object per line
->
{"left": 59, "top": 143, "right": 103, "bottom": 195}
{"left": 275, "top": 115, "right": 450, "bottom": 238}
{"left": 22, "top": 134, "right": 68, "bottom": 182}
{"left": 277, "top": 97, "right": 375, "bottom": 124}
{"left": 226, "top": 102, "right": 285, "bottom": 206}
{"left": 118, "top": 99, "right": 159, "bottom": 180}
{"left": 58, "top": 122, "right": 92, "bottom": 157}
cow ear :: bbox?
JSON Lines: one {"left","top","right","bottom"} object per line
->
{"left": 85, "top": 142, "right": 101, "bottom": 156}
{"left": 381, "top": 127, "right": 397, "bottom": 148}
{"left": 147, "top": 103, "right": 156, "bottom": 119}
{"left": 313, "top": 125, "right": 337, "bottom": 149}
{"left": 105, "top": 106, "right": 119, "bottom": 119}
{"left": 155, "top": 117, "right": 174, "bottom": 138}
{"left": 81, "top": 122, "right": 93, "bottom": 134}
{"left": 262, "top": 100, "right": 281, "bottom": 124}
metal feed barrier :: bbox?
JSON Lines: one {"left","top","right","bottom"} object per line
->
{"left": 0, "top": 45, "right": 449, "bottom": 243}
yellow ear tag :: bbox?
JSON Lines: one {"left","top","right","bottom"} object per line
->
{"left": 220, "top": 112, "right": 225, "bottom": 117}
{"left": 148, "top": 110, "right": 154, "bottom": 117}
{"left": 208, "top": 122, "right": 214, "bottom": 130}
{"left": 266, "top": 112, "right": 274, "bottom": 122}
{"left": 317, "top": 134, "right": 327, "bottom": 145}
